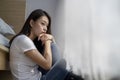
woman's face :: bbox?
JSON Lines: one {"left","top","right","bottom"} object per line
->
{"left": 31, "top": 16, "right": 49, "bottom": 37}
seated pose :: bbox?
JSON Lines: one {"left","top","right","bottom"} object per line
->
{"left": 9, "top": 9, "right": 84, "bottom": 80}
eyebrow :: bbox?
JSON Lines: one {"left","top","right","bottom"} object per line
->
{"left": 42, "top": 20, "right": 48, "bottom": 25}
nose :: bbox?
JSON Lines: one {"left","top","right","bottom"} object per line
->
{"left": 43, "top": 27, "right": 47, "bottom": 33}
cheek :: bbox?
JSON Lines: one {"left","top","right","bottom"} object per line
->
{"left": 32, "top": 23, "right": 43, "bottom": 35}
{"left": 34, "top": 26, "right": 43, "bottom": 35}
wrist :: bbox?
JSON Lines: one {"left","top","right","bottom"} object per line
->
{"left": 45, "top": 39, "right": 52, "bottom": 43}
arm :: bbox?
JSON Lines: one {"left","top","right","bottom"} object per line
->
{"left": 25, "top": 40, "right": 52, "bottom": 70}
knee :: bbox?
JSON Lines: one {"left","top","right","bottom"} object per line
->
{"left": 57, "top": 59, "right": 67, "bottom": 69}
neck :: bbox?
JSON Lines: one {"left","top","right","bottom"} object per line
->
{"left": 28, "top": 32, "right": 36, "bottom": 40}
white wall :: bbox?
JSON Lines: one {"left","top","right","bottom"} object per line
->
{"left": 26, "top": 0, "right": 57, "bottom": 18}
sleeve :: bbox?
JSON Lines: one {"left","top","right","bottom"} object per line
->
{"left": 16, "top": 36, "right": 36, "bottom": 53}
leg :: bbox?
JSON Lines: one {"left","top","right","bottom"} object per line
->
{"left": 51, "top": 42, "right": 62, "bottom": 65}
{"left": 41, "top": 59, "right": 68, "bottom": 80}
{"left": 38, "top": 42, "right": 62, "bottom": 75}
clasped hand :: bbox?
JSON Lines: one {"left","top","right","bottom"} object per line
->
{"left": 38, "top": 33, "right": 53, "bottom": 45}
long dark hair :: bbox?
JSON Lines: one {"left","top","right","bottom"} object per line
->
{"left": 9, "top": 9, "right": 51, "bottom": 46}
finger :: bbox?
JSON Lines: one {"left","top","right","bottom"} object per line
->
{"left": 38, "top": 33, "right": 44, "bottom": 41}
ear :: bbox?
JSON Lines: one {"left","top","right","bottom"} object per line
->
{"left": 30, "top": 19, "right": 34, "bottom": 27}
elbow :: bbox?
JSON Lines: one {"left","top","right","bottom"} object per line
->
{"left": 38, "top": 62, "right": 52, "bottom": 70}
{"left": 42, "top": 60, "right": 52, "bottom": 70}
{"left": 44, "top": 63, "right": 52, "bottom": 70}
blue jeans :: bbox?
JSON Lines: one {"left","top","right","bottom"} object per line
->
{"left": 39, "top": 43, "right": 68, "bottom": 80}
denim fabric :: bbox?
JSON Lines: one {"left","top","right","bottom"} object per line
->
{"left": 51, "top": 42, "right": 62, "bottom": 65}
{"left": 41, "top": 59, "right": 68, "bottom": 80}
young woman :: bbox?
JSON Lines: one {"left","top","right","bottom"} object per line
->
{"left": 9, "top": 9, "right": 68, "bottom": 80}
